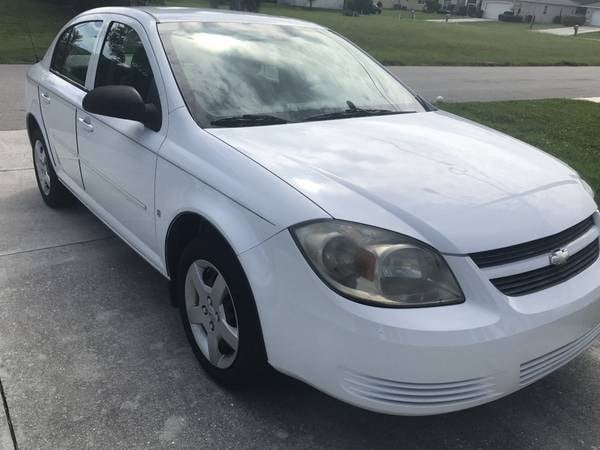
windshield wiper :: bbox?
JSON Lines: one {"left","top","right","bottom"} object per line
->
{"left": 210, "top": 114, "right": 289, "bottom": 127}
{"left": 303, "top": 108, "right": 416, "bottom": 123}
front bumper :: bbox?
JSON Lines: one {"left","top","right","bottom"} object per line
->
{"left": 239, "top": 230, "right": 600, "bottom": 416}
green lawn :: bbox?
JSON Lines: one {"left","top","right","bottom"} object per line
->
{"left": 2, "top": 0, "right": 600, "bottom": 65}
{"left": 254, "top": 4, "right": 600, "bottom": 65}
{"left": 0, "top": 0, "right": 70, "bottom": 63}
{"left": 578, "top": 31, "right": 600, "bottom": 41}
{"left": 443, "top": 99, "right": 600, "bottom": 194}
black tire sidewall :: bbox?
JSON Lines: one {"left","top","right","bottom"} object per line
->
{"left": 176, "top": 236, "right": 268, "bottom": 388}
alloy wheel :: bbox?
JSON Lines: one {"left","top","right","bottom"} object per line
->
{"left": 34, "top": 140, "right": 51, "bottom": 196}
{"left": 184, "top": 259, "right": 239, "bottom": 369}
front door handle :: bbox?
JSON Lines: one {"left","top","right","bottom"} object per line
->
{"left": 78, "top": 116, "right": 94, "bottom": 133}
{"left": 40, "top": 92, "right": 51, "bottom": 104}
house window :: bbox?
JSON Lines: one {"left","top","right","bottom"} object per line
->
{"left": 543, "top": 5, "right": 547, "bottom": 13}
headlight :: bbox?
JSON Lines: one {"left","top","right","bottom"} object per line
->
{"left": 580, "top": 177, "right": 595, "bottom": 199}
{"left": 291, "top": 220, "right": 464, "bottom": 308}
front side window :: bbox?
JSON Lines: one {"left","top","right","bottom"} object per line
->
{"left": 51, "top": 21, "right": 102, "bottom": 87}
{"left": 158, "top": 22, "right": 424, "bottom": 127}
{"left": 95, "top": 22, "right": 160, "bottom": 109}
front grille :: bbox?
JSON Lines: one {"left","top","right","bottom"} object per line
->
{"left": 490, "top": 239, "right": 599, "bottom": 296}
{"left": 470, "top": 216, "right": 594, "bottom": 268}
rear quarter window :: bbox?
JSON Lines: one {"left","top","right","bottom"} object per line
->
{"left": 51, "top": 21, "right": 103, "bottom": 88}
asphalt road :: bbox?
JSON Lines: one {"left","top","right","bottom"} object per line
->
{"left": 2, "top": 65, "right": 600, "bottom": 130}
{"left": 0, "top": 129, "right": 599, "bottom": 448}
{"left": 389, "top": 66, "right": 600, "bottom": 102}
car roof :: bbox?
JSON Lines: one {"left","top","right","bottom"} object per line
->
{"left": 80, "top": 6, "right": 321, "bottom": 28}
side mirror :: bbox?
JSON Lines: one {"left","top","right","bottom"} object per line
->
{"left": 82, "top": 85, "right": 161, "bottom": 131}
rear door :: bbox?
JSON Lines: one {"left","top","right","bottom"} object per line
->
{"left": 39, "top": 20, "right": 103, "bottom": 190}
{"left": 76, "top": 17, "right": 167, "bottom": 258}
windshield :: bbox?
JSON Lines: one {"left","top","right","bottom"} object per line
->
{"left": 158, "top": 21, "right": 425, "bottom": 127}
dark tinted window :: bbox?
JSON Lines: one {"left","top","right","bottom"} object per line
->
{"left": 51, "top": 21, "right": 102, "bottom": 87}
{"left": 95, "top": 22, "right": 160, "bottom": 109}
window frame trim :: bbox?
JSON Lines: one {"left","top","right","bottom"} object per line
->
{"left": 94, "top": 20, "right": 159, "bottom": 106}
{"left": 49, "top": 19, "right": 104, "bottom": 92}
{"left": 89, "top": 15, "right": 166, "bottom": 133}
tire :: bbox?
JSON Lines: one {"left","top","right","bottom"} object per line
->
{"left": 176, "top": 235, "right": 268, "bottom": 388}
{"left": 31, "top": 127, "right": 73, "bottom": 208}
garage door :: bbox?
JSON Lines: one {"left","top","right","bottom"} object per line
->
{"left": 483, "top": 1, "right": 512, "bottom": 19}
{"left": 591, "top": 10, "right": 600, "bottom": 26}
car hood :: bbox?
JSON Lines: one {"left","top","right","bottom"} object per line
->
{"left": 208, "top": 111, "right": 596, "bottom": 254}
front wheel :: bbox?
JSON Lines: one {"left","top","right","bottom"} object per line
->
{"left": 176, "top": 236, "right": 268, "bottom": 388}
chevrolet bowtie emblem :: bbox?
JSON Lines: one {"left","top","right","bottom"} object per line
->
{"left": 549, "top": 248, "right": 570, "bottom": 266}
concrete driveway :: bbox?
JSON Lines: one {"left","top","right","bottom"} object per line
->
{"left": 536, "top": 26, "right": 600, "bottom": 36}
{"left": 1, "top": 126, "right": 600, "bottom": 447}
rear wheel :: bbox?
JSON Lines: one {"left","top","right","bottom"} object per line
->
{"left": 176, "top": 236, "right": 268, "bottom": 388}
{"left": 31, "top": 128, "right": 72, "bottom": 207}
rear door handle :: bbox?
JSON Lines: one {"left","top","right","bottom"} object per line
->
{"left": 78, "top": 116, "right": 94, "bottom": 133}
{"left": 40, "top": 92, "right": 51, "bottom": 104}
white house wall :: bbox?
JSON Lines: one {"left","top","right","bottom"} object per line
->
{"left": 586, "top": 8, "right": 600, "bottom": 25}
{"left": 482, "top": 0, "right": 513, "bottom": 19}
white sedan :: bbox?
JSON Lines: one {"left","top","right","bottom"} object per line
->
{"left": 25, "top": 7, "right": 600, "bottom": 415}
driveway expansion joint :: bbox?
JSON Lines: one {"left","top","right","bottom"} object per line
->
{"left": 0, "top": 235, "right": 116, "bottom": 258}
{"left": 0, "top": 167, "right": 33, "bottom": 173}
{"left": 0, "top": 376, "right": 18, "bottom": 450}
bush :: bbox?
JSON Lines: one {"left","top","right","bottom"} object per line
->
{"left": 424, "top": 0, "right": 440, "bottom": 12}
{"left": 457, "top": 5, "right": 466, "bottom": 15}
{"left": 499, "top": 13, "right": 523, "bottom": 22}
{"left": 561, "top": 15, "right": 585, "bottom": 26}
{"left": 552, "top": 15, "right": 561, "bottom": 24}
{"left": 343, "top": 0, "right": 377, "bottom": 14}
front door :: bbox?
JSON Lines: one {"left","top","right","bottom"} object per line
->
{"left": 77, "top": 18, "right": 166, "bottom": 258}
{"left": 39, "top": 20, "right": 103, "bottom": 190}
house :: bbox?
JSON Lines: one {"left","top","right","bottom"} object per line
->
{"left": 436, "top": 0, "right": 473, "bottom": 12}
{"left": 514, "top": 0, "right": 583, "bottom": 22}
{"left": 277, "top": 0, "right": 425, "bottom": 9}
{"left": 391, "top": 0, "right": 427, "bottom": 10}
{"left": 277, "top": 0, "right": 345, "bottom": 9}
{"left": 481, "top": 0, "right": 586, "bottom": 22}
{"left": 585, "top": 1, "right": 600, "bottom": 24}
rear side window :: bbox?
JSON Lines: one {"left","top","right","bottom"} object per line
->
{"left": 95, "top": 22, "right": 160, "bottom": 109}
{"left": 51, "top": 21, "right": 102, "bottom": 87}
